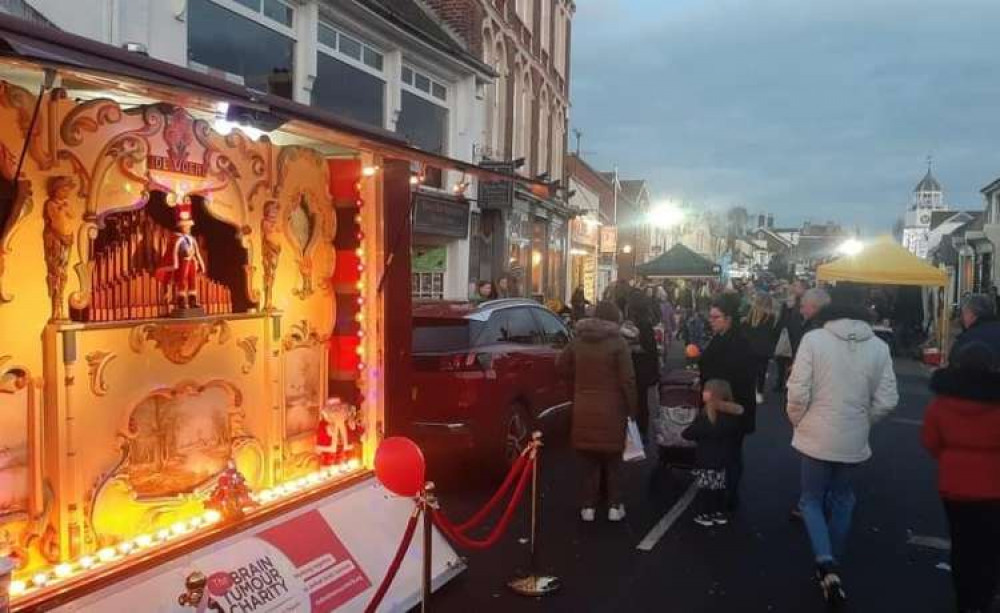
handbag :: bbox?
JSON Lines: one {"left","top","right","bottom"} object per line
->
{"left": 774, "top": 328, "right": 792, "bottom": 358}
{"left": 623, "top": 418, "right": 646, "bottom": 462}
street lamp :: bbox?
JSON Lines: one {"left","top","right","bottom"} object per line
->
{"left": 620, "top": 244, "right": 637, "bottom": 282}
{"left": 837, "top": 238, "right": 864, "bottom": 256}
{"left": 648, "top": 201, "right": 685, "bottom": 229}
{"left": 621, "top": 244, "right": 633, "bottom": 254}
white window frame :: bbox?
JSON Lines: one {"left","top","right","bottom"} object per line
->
{"left": 412, "top": 272, "right": 445, "bottom": 300}
{"left": 317, "top": 21, "right": 386, "bottom": 79}
{"left": 400, "top": 63, "right": 450, "bottom": 104}
{"left": 206, "top": 0, "right": 297, "bottom": 39}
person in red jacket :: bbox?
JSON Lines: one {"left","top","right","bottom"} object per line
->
{"left": 921, "top": 341, "right": 1000, "bottom": 613}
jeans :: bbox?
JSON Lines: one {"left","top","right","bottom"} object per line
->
{"left": 943, "top": 499, "right": 1000, "bottom": 612}
{"left": 580, "top": 451, "right": 623, "bottom": 508}
{"left": 799, "top": 455, "right": 857, "bottom": 564}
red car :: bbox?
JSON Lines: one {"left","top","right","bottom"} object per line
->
{"left": 409, "top": 299, "right": 573, "bottom": 469}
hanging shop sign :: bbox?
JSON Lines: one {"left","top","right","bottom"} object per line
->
{"left": 477, "top": 160, "right": 515, "bottom": 210}
{"left": 600, "top": 227, "right": 618, "bottom": 253}
{"left": 412, "top": 194, "right": 469, "bottom": 239}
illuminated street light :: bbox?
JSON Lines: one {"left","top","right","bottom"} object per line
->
{"left": 648, "top": 201, "right": 685, "bottom": 229}
{"left": 837, "top": 238, "right": 864, "bottom": 256}
{"left": 622, "top": 244, "right": 633, "bottom": 254}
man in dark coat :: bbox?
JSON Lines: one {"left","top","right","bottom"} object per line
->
{"left": 699, "top": 293, "right": 757, "bottom": 509}
{"left": 950, "top": 294, "right": 1000, "bottom": 363}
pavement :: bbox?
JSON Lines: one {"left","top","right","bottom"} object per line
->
{"left": 421, "top": 356, "right": 970, "bottom": 612}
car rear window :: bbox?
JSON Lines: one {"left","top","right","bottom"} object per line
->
{"left": 412, "top": 318, "right": 483, "bottom": 353}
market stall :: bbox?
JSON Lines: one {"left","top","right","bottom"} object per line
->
{"left": 636, "top": 243, "right": 722, "bottom": 280}
{"left": 816, "top": 236, "right": 950, "bottom": 360}
{"left": 0, "top": 13, "right": 539, "bottom": 612}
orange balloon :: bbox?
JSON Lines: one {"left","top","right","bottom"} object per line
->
{"left": 685, "top": 344, "right": 701, "bottom": 359}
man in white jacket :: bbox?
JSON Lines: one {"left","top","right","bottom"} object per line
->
{"left": 786, "top": 297, "right": 899, "bottom": 604}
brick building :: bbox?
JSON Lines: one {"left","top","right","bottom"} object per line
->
{"left": 432, "top": 0, "right": 577, "bottom": 301}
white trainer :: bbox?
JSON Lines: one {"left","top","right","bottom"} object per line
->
{"left": 608, "top": 505, "right": 626, "bottom": 522}
{"left": 580, "top": 508, "right": 596, "bottom": 522}
{"left": 756, "top": 392, "right": 765, "bottom": 404}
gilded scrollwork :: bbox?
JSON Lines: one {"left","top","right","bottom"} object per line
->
{"left": 85, "top": 350, "right": 116, "bottom": 396}
{"left": 60, "top": 98, "right": 123, "bottom": 147}
{"left": 129, "top": 319, "right": 232, "bottom": 364}
{"left": 261, "top": 200, "right": 281, "bottom": 310}
{"left": 282, "top": 319, "right": 323, "bottom": 351}
{"left": 43, "top": 176, "right": 77, "bottom": 321}
{"left": 67, "top": 219, "right": 98, "bottom": 312}
{"left": 237, "top": 336, "right": 258, "bottom": 374}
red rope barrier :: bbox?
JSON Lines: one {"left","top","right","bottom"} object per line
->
{"left": 365, "top": 507, "right": 421, "bottom": 613}
{"left": 455, "top": 451, "right": 529, "bottom": 532}
{"left": 432, "top": 456, "right": 533, "bottom": 550}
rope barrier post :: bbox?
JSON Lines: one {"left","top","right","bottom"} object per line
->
{"left": 421, "top": 482, "right": 436, "bottom": 613}
{"left": 507, "top": 431, "right": 560, "bottom": 597}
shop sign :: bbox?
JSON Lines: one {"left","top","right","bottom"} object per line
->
{"left": 413, "top": 194, "right": 469, "bottom": 239}
{"left": 570, "top": 218, "right": 599, "bottom": 247}
{"left": 477, "top": 160, "right": 515, "bottom": 210}
{"left": 412, "top": 246, "right": 447, "bottom": 273}
{"left": 600, "top": 227, "right": 618, "bottom": 253}
{"left": 147, "top": 154, "right": 207, "bottom": 177}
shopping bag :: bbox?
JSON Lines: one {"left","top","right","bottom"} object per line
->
{"left": 623, "top": 418, "right": 646, "bottom": 462}
{"left": 774, "top": 328, "right": 792, "bottom": 358}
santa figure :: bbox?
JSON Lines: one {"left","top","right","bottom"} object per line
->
{"left": 156, "top": 196, "right": 205, "bottom": 311}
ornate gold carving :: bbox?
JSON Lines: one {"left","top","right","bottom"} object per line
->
{"left": 85, "top": 350, "right": 116, "bottom": 396}
{"left": 261, "top": 200, "right": 282, "bottom": 310}
{"left": 284, "top": 195, "right": 317, "bottom": 299}
{"left": 237, "top": 336, "right": 258, "bottom": 374}
{"left": 68, "top": 219, "right": 98, "bottom": 311}
{"left": 60, "top": 98, "right": 124, "bottom": 147}
{"left": 283, "top": 320, "right": 322, "bottom": 350}
{"left": 129, "top": 319, "right": 232, "bottom": 364}
{"left": 0, "top": 178, "right": 34, "bottom": 304}
{"left": 43, "top": 176, "right": 77, "bottom": 321}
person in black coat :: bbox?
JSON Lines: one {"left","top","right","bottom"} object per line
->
{"left": 683, "top": 379, "right": 745, "bottom": 526}
{"left": 699, "top": 292, "right": 757, "bottom": 509}
{"left": 626, "top": 289, "right": 660, "bottom": 437}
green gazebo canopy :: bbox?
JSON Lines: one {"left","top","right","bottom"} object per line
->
{"left": 637, "top": 243, "right": 722, "bottom": 279}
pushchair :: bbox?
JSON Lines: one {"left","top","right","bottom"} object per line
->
{"left": 650, "top": 369, "right": 699, "bottom": 491}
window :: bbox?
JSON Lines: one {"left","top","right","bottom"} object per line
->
{"left": 314, "top": 24, "right": 385, "bottom": 127}
{"left": 401, "top": 65, "right": 448, "bottom": 101}
{"left": 540, "top": 0, "right": 551, "bottom": 51}
{"left": 486, "top": 308, "right": 539, "bottom": 345}
{"left": 412, "top": 272, "right": 445, "bottom": 299}
{"left": 226, "top": 0, "right": 293, "bottom": 27}
{"left": 318, "top": 23, "right": 384, "bottom": 70}
{"left": 397, "top": 91, "right": 448, "bottom": 154}
{"left": 188, "top": 0, "right": 294, "bottom": 97}
{"left": 312, "top": 55, "right": 384, "bottom": 127}
{"left": 532, "top": 309, "right": 569, "bottom": 347}
{"left": 413, "top": 319, "right": 484, "bottom": 353}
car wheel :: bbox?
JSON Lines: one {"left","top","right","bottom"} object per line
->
{"left": 502, "top": 403, "right": 531, "bottom": 467}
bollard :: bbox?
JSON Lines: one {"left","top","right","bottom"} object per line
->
{"left": 507, "top": 431, "right": 560, "bottom": 597}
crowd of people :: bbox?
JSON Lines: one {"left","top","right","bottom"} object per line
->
{"left": 555, "top": 275, "right": 999, "bottom": 610}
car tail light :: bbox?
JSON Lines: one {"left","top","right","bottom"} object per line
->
{"left": 440, "top": 352, "right": 493, "bottom": 372}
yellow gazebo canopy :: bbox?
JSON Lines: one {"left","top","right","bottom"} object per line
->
{"left": 816, "top": 236, "right": 948, "bottom": 287}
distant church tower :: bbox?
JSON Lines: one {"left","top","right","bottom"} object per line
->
{"left": 902, "top": 158, "right": 948, "bottom": 259}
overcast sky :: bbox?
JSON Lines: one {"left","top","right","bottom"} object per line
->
{"left": 569, "top": 0, "right": 1000, "bottom": 234}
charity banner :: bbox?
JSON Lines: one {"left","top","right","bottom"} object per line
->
{"left": 52, "top": 479, "right": 463, "bottom": 613}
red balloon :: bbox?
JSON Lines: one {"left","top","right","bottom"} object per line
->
{"left": 374, "top": 437, "right": 426, "bottom": 497}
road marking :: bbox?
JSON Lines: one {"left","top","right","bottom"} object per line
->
{"left": 890, "top": 417, "right": 924, "bottom": 426}
{"left": 636, "top": 482, "right": 699, "bottom": 552}
{"left": 908, "top": 534, "right": 951, "bottom": 551}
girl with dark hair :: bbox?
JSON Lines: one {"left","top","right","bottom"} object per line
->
{"left": 922, "top": 341, "right": 1000, "bottom": 613}
{"left": 698, "top": 292, "right": 757, "bottom": 510}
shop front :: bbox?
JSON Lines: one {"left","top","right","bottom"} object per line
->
{"left": 411, "top": 192, "right": 470, "bottom": 300}
{"left": 475, "top": 165, "right": 570, "bottom": 302}
{"left": 569, "top": 215, "right": 599, "bottom": 303}
{"left": 0, "top": 14, "right": 534, "bottom": 611}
